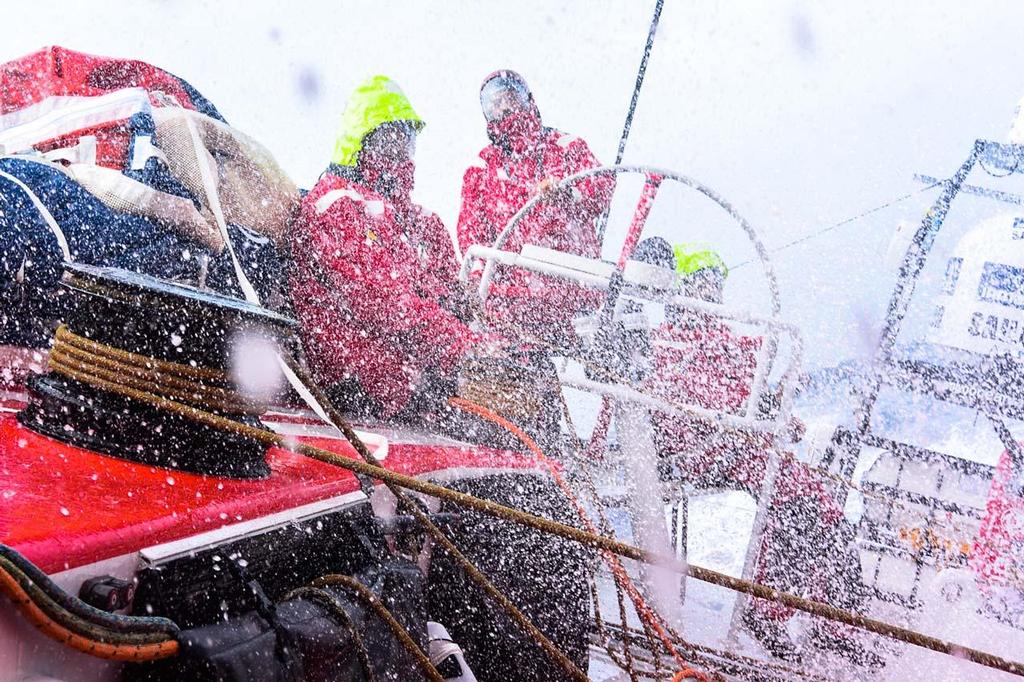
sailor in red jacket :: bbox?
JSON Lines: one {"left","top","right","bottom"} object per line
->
{"left": 638, "top": 238, "right": 873, "bottom": 664}
{"left": 290, "top": 76, "right": 476, "bottom": 418}
{"left": 456, "top": 70, "right": 614, "bottom": 343}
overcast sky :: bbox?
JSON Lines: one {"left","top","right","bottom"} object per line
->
{"left": 5, "top": 1, "right": 1024, "bottom": 367}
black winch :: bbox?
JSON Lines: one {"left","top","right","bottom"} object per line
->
{"left": 18, "top": 263, "right": 296, "bottom": 478}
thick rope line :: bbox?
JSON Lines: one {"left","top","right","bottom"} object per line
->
{"left": 55, "top": 324, "right": 228, "bottom": 382}
{"left": 51, "top": 351, "right": 259, "bottom": 417}
{"left": 54, "top": 326, "right": 258, "bottom": 415}
{"left": 0, "top": 562, "right": 178, "bottom": 661}
{"left": 0, "top": 544, "right": 179, "bottom": 637}
{"left": 46, "top": 347, "right": 1024, "bottom": 677}
{"left": 286, "top": 361, "right": 591, "bottom": 682}
{"left": 311, "top": 575, "right": 443, "bottom": 682}
{"left": 0, "top": 556, "right": 167, "bottom": 646}
{"left": 281, "top": 586, "right": 376, "bottom": 682}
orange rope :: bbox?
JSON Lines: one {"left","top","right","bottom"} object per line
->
{"left": 449, "top": 397, "right": 708, "bottom": 681}
{"left": 0, "top": 567, "right": 179, "bottom": 661}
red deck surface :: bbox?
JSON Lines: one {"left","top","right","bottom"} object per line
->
{"left": 0, "top": 405, "right": 532, "bottom": 574}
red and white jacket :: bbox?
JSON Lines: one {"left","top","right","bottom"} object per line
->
{"left": 456, "top": 129, "right": 613, "bottom": 340}
{"left": 648, "top": 315, "right": 841, "bottom": 517}
{"left": 290, "top": 173, "right": 474, "bottom": 415}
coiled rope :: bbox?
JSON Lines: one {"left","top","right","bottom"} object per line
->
{"left": 51, "top": 325, "right": 262, "bottom": 415}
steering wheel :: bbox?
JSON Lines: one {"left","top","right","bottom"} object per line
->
{"left": 457, "top": 164, "right": 802, "bottom": 431}
{"left": 461, "top": 164, "right": 782, "bottom": 318}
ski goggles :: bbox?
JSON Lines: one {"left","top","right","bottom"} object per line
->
{"left": 480, "top": 76, "right": 531, "bottom": 122}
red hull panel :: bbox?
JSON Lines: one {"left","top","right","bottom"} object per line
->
{"left": 0, "top": 411, "right": 531, "bottom": 574}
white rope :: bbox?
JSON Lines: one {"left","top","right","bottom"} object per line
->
{"left": 179, "top": 109, "right": 340, "bottom": 430}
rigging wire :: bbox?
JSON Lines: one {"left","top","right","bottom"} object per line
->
{"left": 729, "top": 182, "right": 941, "bottom": 271}
{"left": 614, "top": 0, "right": 665, "bottom": 167}
{"left": 597, "top": 0, "right": 665, "bottom": 242}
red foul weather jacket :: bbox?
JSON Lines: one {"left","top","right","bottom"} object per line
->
{"left": 648, "top": 315, "right": 842, "bottom": 520}
{"left": 290, "top": 173, "right": 474, "bottom": 415}
{"left": 972, "top": 447, "right": 1024, "bottom": 592}
{"left": 456, "top": 129, "right": 614, "bottom": 339}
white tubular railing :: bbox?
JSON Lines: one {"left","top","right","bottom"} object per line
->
{"left": 558, "top": 373, "right": 779, "bottom": 434}
{"left": 460, "top": 164, "right": 805, "bottom": 642}
{"left": 462, "top": 242, "right": 805, "bottom": 438}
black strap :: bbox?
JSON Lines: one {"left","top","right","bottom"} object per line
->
{"left": 597, "top": 0, "right": 665, "bottom": 244}
{"left": 613, "top": 0, "right": 664, "bottom": 166}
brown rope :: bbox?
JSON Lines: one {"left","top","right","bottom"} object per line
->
{"left": 285, "top": 359, "right": 590, "bottom": 682}
{"left": 47, "top": 346, "right": 1024, "bottom": 678}
{"left": 0, "top": 564, "right": 178, "bottom": 661}
{"left": 281, "top": 586, "right": 376, "bottom": 682}
{"left": 310, "top": 575, "right": 443, "bottom": 682}
{"left": 52, "top": 326, "right": 260, "bottom": 415}
{"left": 55, "top": 325, "right": 228, "bottom": 382}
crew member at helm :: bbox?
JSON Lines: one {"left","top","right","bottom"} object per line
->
{"left": 290, "top": 75, "right": 477, "bottom": 419}
{"left": 640, "top": 238, "right": 876, "bottom": 666}
{"left": 456, "top": 70, "right": 614, "bottom": 344}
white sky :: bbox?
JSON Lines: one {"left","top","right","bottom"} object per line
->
{"left": 5, "top": 0, "right": 1024, "bottom": 367}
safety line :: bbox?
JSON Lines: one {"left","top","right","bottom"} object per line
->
{"left": 729, "top": 182, "right": 940, "bottom": 270}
